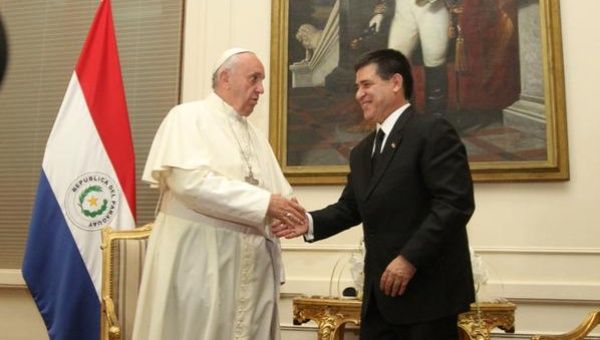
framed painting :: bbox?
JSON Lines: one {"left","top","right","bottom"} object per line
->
{"left": 269, "top": 0, "right": 568, "bottom": 184}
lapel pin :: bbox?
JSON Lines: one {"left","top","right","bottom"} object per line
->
{"left": 391, "top": 142, "right": 396, "bottom": 149}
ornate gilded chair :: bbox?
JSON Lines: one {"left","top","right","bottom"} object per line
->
{"left": 100, "top": 223, "right": 153, "bottom": 340}
{"left": 531, "top": 309, "right": 600, "bottom": 340}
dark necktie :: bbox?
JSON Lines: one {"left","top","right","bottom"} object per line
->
{"left": 372, "top": 129, "right": 385, "bottom": 170}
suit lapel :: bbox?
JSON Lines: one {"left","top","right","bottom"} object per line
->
{"left": 348, "top": 133, "right": 373, "bottom": 201}
{"left": 364, "top": 108, "right": 415, "bottom": 200}
{"left": 362, "top": 132, "right": 377, "bottom": 179}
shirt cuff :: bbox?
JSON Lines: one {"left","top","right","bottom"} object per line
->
{"left": 303, "top": 212, "right": 315, "bottom": 242}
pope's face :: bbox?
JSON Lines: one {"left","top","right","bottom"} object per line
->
{"left": 228, "top": 53, "right": 265, "bottom": 116}
{"left": 355, "top": 63, "right": 402, "bottom": 124}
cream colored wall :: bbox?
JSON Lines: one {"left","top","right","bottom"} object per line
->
{"left": 183, "top": 0, "right": 600, "bottom": 334}
{"left": 1, "top": 0, "right": 599, "bottom": 338}
{"left": 179, "top": 0, "right": 600, "bottom": 337}
{"left": 0, "top": 285, "right": 47, "bottom": 340}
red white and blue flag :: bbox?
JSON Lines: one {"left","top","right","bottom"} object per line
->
{"left": 22, "top": 1, "right": 136, "bottom": 338}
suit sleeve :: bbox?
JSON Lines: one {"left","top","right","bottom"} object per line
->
{"left": 400, "top": 118, "right": 475, "bottom": 268}
{"left": 309, "top": 173, "right": 362, "bottom": 241}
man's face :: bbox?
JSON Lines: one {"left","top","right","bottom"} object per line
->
{"left": 227, "top": 53, "right": 265, "bottom": 116}
{"left": 355, "top": 63, "right": 402, "bottom": 124}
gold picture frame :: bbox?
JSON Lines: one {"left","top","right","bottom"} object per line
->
{"left": 269, "top": 0, "right": 568, "bottom": 184}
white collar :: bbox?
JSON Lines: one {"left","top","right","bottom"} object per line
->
{"left": 377, "top": 103, "right": 410, "bottom": 136}
{"left": 207, "top": 92, "right": 246, "bottom": 123}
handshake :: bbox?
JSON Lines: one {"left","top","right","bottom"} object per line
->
{"left": 267, "top": 194, "right": 309, "bottom": 239}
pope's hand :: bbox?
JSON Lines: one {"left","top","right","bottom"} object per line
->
{"left": 270, "top": 197, "right": 308, "bottom": 239}
{"left": 267, "top": 194, "right": 306, "bottom": 228}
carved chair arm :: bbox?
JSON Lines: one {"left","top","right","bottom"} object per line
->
{"left": 531, "top": 309, "right": 600, "bottom": 340}
{"left": 103, "top": 296, "right": 121, "bottom": 340}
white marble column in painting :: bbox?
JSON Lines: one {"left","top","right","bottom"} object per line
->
{"left": 503, "top": 0, "right": 546, "bottom": 140}
{"left": 289, "top": 0, "right": 340, "bottom": 88}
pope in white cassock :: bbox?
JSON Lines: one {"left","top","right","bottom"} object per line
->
{"left": 132, "top": 48, "right": 306, "bottom": 340}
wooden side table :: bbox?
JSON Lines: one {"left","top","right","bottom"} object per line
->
{"left": 292, "top": 296, "right": 516, "bottom": 340}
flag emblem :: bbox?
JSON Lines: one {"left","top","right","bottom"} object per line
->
{"left": 65, "top": 172, "right": 120, "bottom": 231}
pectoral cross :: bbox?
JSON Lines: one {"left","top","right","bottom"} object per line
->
{"left": 245, "top": 171, "right": 259, "bottom": 186}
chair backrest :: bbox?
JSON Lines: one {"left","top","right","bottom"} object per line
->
{"left": 100, "top": 223, "right": 153, "bottom": 340}
{"left": 531, "top": 309, "right": 600, "bottom": 340}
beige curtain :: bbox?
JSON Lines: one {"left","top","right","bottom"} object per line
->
{"left": 0, "top": 0, "right": 183, "bottom": 269}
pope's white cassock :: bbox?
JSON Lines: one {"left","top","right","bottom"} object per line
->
{"left": 132, "top": 92, "right": 292, "bottom": 340}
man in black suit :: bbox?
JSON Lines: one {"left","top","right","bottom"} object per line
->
{"left": 273, "top": 48, "right": 475, "bottom": 339}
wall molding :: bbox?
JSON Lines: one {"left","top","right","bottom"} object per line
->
{"left": 489, "top": 336, "right": 599, "bottom": 340}
{"left": 474, "top": 246, "right": 600, "bottom": 255}
{"left": 482, "top": 281, "right": 600, "bottom": 303}
{"left": 0, "top": 269, "right": 25, "bottom": 288}
{"left": 282, "top": 244, "right": 361, "bottom": 252}
{"left": 5, "top": 246, "right": 600, "bottom": 288}
{"left": 280, "top": 323, "right": 600, "bottom": 339}
{"left": 280, "top": 277, "right": 600, "bottom": 303}
{"left": 282, "top": 244, "right": 600, "bottom": 255}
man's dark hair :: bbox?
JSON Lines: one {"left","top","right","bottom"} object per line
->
{"left": 354, "top": 49, "right": 413, "bottom": 100}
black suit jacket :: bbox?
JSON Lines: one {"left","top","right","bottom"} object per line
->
{"left": 310, "top": 107, "right": 475, "bottom": 324}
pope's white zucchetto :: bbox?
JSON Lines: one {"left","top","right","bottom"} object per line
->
{"left": 212, "top": 47, "right": 252, "bottom": 74}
